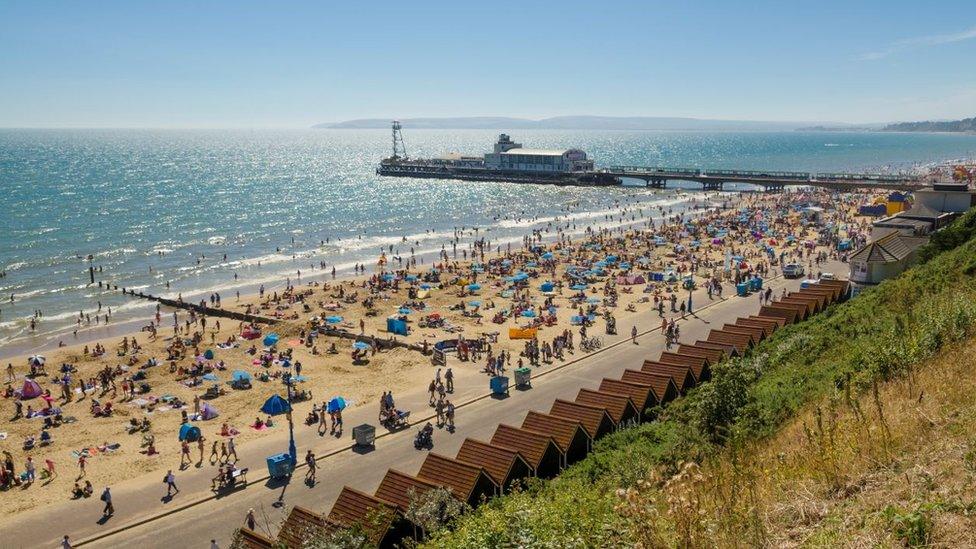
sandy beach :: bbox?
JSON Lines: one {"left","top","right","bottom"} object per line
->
{"left": 0, "top": 188, "right": 876, "bottom": 522}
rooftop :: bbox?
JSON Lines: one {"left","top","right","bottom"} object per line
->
{"left": 849, "top": 232, "right": 928, "bottom": 263}
{"left": 500, "top": 148, "right": 571, "bottom": 156}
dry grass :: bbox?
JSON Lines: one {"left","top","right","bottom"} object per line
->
{"left": 617, "top": 337, "right": 976, "bottom": 548}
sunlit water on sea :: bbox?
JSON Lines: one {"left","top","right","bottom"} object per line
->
{"left": 1, "top": 128, "right": 975, "bottom": 354}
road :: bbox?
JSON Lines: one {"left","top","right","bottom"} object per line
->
{"left": 3, "top": 263, "right": 843, "bottom": 549}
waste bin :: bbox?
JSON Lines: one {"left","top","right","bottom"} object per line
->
{"left": 352, "top": 424, "right": 376, "bottom": 448}
{"left": 736, "top": 283, "right": 748, "bottom": 297}
{"left": 266, "top": 452, "right": 293, "bottom": 479}
{"left": 514, "top": 367, "right": 531, "bottom": 389}
{"left": 490, "top": 375, "right": 509, "bottom": 396}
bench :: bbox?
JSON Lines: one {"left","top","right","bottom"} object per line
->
{"left": 212, "top": 467, "right": 248, "bottom": 491}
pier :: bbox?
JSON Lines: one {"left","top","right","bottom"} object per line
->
{"left": 601, "top": 166, "right": 924, "bottom": 192}
{"left": 376, "top": 126, "right": 924, "bottom": 192}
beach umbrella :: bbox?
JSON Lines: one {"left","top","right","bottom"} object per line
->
{"left": 261, "top": 394, "right": 291, "bottom": 415}
{"left": 325, "top": 315, "right": 343, "bottom": 324}
{"left": 263, "top": 333, "right": 279, "bottom": 347}
{"left": 419, "top": 283, "right": 432, "bottom": 290}
{"left": 521, "top": 309, "right": 536, "bottom": 318}
{"left": 202, "top": 373, "right": 219, "bottom": 382}
{"left": 353, "top": 341, "right": 370, "bottom": 351}
{"left": 571, "top": 284, "right": 588, "bottom": 291}
{"left": 232, "top": 370, "right": 252, "bottom": 382}
{"left": 203, "top": 349, "right": 215, "bottom": 360}
{"left": 28, "top": 355, "right": 45, "bottom": 366}
{"left": 327, "top": 397, "right": 347, "bottom": 413}
{"left": 541, "top": 252, "right": 554, "bottom": 260}
{"left": 468, "top": 300, "right": 481, "bottom": 307}
{"left": 540, "top": 281, "right": 554, "bottom": 292}
{"left": 398, "top": 307, "right": 412, "bottom": 315}
{"left": 467, "top": 283, "right": 481, "bottom": 291}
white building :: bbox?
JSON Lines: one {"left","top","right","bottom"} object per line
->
{"left": 483, "top": 134, "right": 594, "bottom": 173}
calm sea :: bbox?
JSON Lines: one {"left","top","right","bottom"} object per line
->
{"left": 1, "top": 128, "right": 975, "bottom": 354}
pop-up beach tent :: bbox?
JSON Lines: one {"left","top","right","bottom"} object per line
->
{"left": 200, "top": 402, "right": 219, "bottom": 420}
{"left": 261, "top": 394, "right": 291, "bottom": 415}
{"left": 20, "top": 379, "right": 42, "bottom": 399}
{"left": 178, "top": 423, "right": 201, "bottom": 442}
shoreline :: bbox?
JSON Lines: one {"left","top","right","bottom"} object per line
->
{"left": 0, "top": 187, "right": 719, "bottom": 359}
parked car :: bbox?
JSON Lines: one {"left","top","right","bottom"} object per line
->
{"left": 820, "top": 272, "right": 836, "bottom": 280}
{"left": 783, "top": 264, "right": 805, "bottom": 278}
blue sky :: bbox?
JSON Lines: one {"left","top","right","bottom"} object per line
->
{"left": 0, "top": 0, "right": 974, "bottom": 127}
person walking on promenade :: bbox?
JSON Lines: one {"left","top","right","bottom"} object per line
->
{"left": 631, "top": 325, "right": 638, "bottom": 344}
{"left": 446, "top": 400, "right": 455, "bottom": 431}
{"left": 305, "top": 450, "right": 317, "bottom": 484}
{"left": 164, "top": 469, "right": 178, "bottom": 496}
{"left": 227, "top": 437, "right": 238, "bottom": 462}
{"left": 245, "top": 508, "right": 256, "bottom": 530}
{"left": 445, "top": 367, "right": 454, "bottom": 393}
{"left": 61, "top": 535, "right": 72, "bottom": 548}
{"left": 100, "top": 486, "right": 114, "bottom": 517}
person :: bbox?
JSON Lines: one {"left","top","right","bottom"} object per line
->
{"left": 101, "top": 486, "right": 114, "bottom": 516}
{"left": 61, "top": 535, "right": 72, "bottom": 549}
{"left": 631, "top": 325, "right": 638, "bottom": 344}
{"left": 445, "top": 400, "right": 455, "bottom": 430}
{"left": 227, "top": 437, "right": 238, "bottom": 462}
{"left": 245, "top": 508, "right": 256, "bottom": 530}
{"left": 83, "top": 480, "right": 93, "bottom": 497}
{"left": 77, "top": 454, "right": 87, "bottom": 478}
{"left": 445, "top": 368, "right": 454, "bottom": 393}
{"left": 164, "top": 469, "right": 178, "bottom": 496}
{"left": 209, "top": 440, "right": 220, "bottom": 464}
{"left": 25, "top": 457, "right": 35, "bottom": 484}
{"left": 180, "top": 440, "right": 191, "bottom": 467}
{"left": 305, "top": 450, "right": 316, "bottom": 483}
{"left": 210, "top": 540, "right": 219, "bottom": 549}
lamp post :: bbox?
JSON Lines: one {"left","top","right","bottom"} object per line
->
{"left": 286, "top": 382, "right": 297, "bottom": 469}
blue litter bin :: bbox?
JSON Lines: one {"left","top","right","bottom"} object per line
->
{"left": 490, "top": 375, "right": 509, "bottom": 396}
{"left": 266, "top": 452, "right": 293, "bottom": 479}
{"left": 748, "top": 278, "right": 761, "bottom": 291}
{"left": 736, "top": 283, "right": 748, "bottom": 297}
{"left": 754, "top": 277, "right": 763, "bottom": 290}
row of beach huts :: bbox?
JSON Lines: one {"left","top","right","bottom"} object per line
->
{"left": 237, "top": 279, "right": 850, "bottom": 548}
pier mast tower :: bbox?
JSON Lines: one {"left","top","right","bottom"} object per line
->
{"left": 391, "top": 120, "right": 407, "bottom": 160}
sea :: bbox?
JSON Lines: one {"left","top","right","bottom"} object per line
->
{"left": 1, "top": 128, "right": 975, "bottom": 357}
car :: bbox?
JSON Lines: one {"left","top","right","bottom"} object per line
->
{"left": 783, "top": 264, "right": 805, "bottom": 278}
{"left": 820, "top": 272, "right": 836, "bottom": 280}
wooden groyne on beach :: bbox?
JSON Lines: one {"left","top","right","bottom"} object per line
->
{"left": 117, "top": 287, "right": 281, "bottom": 325}
{"left": 118, "top": 287, "right": 427, "bottom": 354}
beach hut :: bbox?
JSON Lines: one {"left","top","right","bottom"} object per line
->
{"left": 490, "top": 424, "right": 564, "bottom": 479}
{"left": 521, "top": 411, "right": 592, "bottom": 465}
{"left": 456, "top": 438, "right": 532, "bottom": 491}
{"left": 417, "top": 453, "right": 499, "bottom": 507}
{"left": 20, "top": 379, "right": 42, "bottom": 399}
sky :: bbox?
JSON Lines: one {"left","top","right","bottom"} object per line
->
{"left": 0, "top": 0, "right": 974, "bottom": 128}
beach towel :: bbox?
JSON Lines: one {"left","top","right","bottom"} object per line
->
{"left": 250, "top": 423, "right": 269, "bottom": 431}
